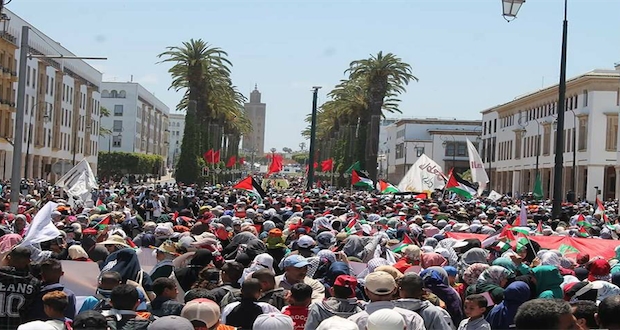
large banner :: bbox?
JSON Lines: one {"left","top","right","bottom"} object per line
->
{"left": 397, "top": 154, "right": 445, "bottom": 193}
{"left": 446, "top": 232, "right": 618, "bottom": 259}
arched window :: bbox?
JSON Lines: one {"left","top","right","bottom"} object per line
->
{"left": 101, "top": 90, "right": 110, "bottom": 98}
{"left": 110, "top": 90, "right": 118, "bottom": 98}
{"left": 118, "top": 90, "right": 126, "bottom": 98}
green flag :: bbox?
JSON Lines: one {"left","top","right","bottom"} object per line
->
{"left": 346, "top": 161, "right": 361, "bottom": 174}
{"left": 533, "top": 172, "right": 543, "bottom": 200}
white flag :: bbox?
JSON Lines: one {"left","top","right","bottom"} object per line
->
{"left": 466, "top": 138, "right": 489, "bottom": 195}
{"left": 488, "top": 190, "right": 503, "bottom": 201}
{"left": 55, "top": 159, "right": 98, "bottom": 207}
{"left": 18, "top": 202, "right": 60, "bottom": 247}
{"left": 397, "top": 154, "right": 446, "bottom": 193}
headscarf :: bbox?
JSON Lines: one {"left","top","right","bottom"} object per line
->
{"left": 486, "top": 281, "right": 531, "bottom": 329}
{"left": 343, "top": 236, "right": 365, "bottom": 260}
{"left": 308, "top": 250, "right": 337, "bottom": 279}
{"left": 478, "top": 266, "right": 512, "bottom": 287}
{"left": 174, "top": 249, "right": 213, "bottom": 292}
{"left": 357, "top": 258, "right": 390, "bottom": 282}
{"left": 593, "top": 280, "right": 620, "bottom": 302}
{"left": 463, "top": 263, "right": 490, "bottom": 286}
{"left": 420, "top": 268, "right": 464, "bottom": 325}
{"left": 459, "top": 248, "right": 488, "bottom": 271}
{"left": 436, "top": 238, "right": 459, "bottom": 267}
{"left": 538, "top": 250, "right": 562, "bottom": 267}
{"left": 324, "top": 262, "right": 350, "bottom": 286}
{"left": 426, "top": 266, "right": 449, "bottom": 285}
{"left": 492, "top": 257, "right": 519, "bottom": 274}
{"left": 68, "top": 245, "right": 90, "bottom": 260}
{"left": 0, "top": 234, "right": 22, "bottom": 253}
{"left": 532, "top": 265, "right": 564, "bottom": 299}
{"left": 422, "top": 237, "right": 438, "bottom": 249}
{"left": 101, "top": 248, "right": 151, "bottom": 289}
{"left": 312, "top": 217, "right": 333, "bottom": 232}
{"left": 588, "top": 259, "right": 611, "bottom": 282}
{"left": 421, "top": 252, "right": 447, "bottom": 268}
{"left": 240, "top": 253, "right": 274, "bottom": 284}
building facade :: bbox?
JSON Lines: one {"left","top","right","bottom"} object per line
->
{"left": 167, "top": 113, "right": 185, "bottom": 168}
{"left": 11, "top": 9, "right": 102, "bottom": 181}
{"left": 383, "top": 118, "right": 482, "bottom": 183}
{"left": 242, "top": 85, "right": 266, "bottom": 154}
{"left": 481, "top": 65, "right": 620, "bottom": 202}
{"left": 99, "top": 82, "right": 170, "bottom": 173}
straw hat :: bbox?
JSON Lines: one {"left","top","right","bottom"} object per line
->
{"left": 97, "top": 235, "right": 129, "bottom": 248}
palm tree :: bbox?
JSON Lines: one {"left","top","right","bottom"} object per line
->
{"left": 346, "top": 51, "right": 417, "bottom": 181}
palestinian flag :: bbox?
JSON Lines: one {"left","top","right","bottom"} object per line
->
{"left": 536, "top": 221, "right": 543, "bottom": 234}
{"left": 494, "top": 241, "right": 512, "bottom": 253}
{"left": 595, "top": 198, "right": 614, "bottom": 229}
{"left": 510, "top": 227, "right": 531, "bottom": 235}
{"left": 233, "top": 176, "right": 266, "bottom": 204}
{"left": 93, "top": 215, "right": 111, "bottom": 230}
{"left": 577, "top": 226, "right": 589, "bottom": 237}
{"left": 345, "top": 218, "right": 359, "bottom": 234}
{"left": 346, "top": 161, "right": 361, "bottom": 174}
{"left": 96, "top": 198, "right": 103, "bottom": 206}
{"left": 352, "top": 170, "right": 374, "bottom": 190}
{"left": 515, "top": 236, "right": 530, "bottom": 252}
{"left": 378, "top": 180, "right": 399, "bottom": 194}
{"left": 576, "top": 214, "right": 591, "bottom": 228}
{"left": 445, "top": 170, "right": 476, "bottom": 199}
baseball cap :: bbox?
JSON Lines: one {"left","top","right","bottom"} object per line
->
{"left": 365, "top": 271, "right": 397, "bottom": 295}
{"left": 72, "top": 310, "right": 108, "bottom": 330}
{"left": 367, "top": 309, "right": 405, "bottom": 330}
{"left": 334, "top": 275, "right": 358, "bottom": 298}
{"left": 282, "top": 255, "right": 310, "bottom": 268}
{"left": 316, "top": 316, "right": 359, "bottom": 330}
{"left": 252, "top": 313, "right": 294, "bottom": 330}
{"left": 297, "top": 235, "right": 316, "bottom": 249}
{"left": 181, "top": 298, "right": 220, "bottom": 328}
{"left": 148, "top": 316, "right": 194, "bottom": 330}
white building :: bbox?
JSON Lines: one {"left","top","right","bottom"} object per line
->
{"left": 99, "top": 82, "right": 170, "bottom": 170}
{"left": 383, "top": 118, "right": 482, "bottom": 183}
{"left": 10, "top": 9, "right": 102, "bottom": 180}
{"left": 481, "top": 65, "right": 620, "bottom": 202}
{"left": 167, "top": 113, "right": 185, "bottom": 168}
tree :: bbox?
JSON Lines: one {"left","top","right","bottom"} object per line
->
{"left": 99, "top": 106, "right": 112, "bottom": 137}
{"left": 292, "top": 153, "right": 309, "bottom": 165}
{"left": 299, "top": 142, "right": 306, "bottom": 151}
{"left": 282, "top": 147, "right": 293, "bottom": 154}
{"left": 346, "top": 51, "right": 417, "bottom": 182}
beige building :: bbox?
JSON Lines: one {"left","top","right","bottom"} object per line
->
{"left": 481, "top": 65, "right": 620, "bottom": 201}
{"left": 242, "top": 85, "right": 266, "bottom": 154}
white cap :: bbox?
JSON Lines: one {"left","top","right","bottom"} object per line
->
{"left": 316, "top": 316, "right": 359, "bottom": 330}
{"left": 297, "top": 235, "right": 316, "bottom": 249}
{"left": 367, "top": 309, "right": 405, "bottom": 330}
{"left": 253, "top": 313, "right": 294, "bottom": 330}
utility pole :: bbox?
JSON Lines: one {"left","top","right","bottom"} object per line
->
{"left": 307, "top": 86, "right": 321, "bottom": 190}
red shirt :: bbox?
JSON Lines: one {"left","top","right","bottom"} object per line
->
{"left": 282, "top": 305, "right": 309, "bottom": 330}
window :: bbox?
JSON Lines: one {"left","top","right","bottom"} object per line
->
{"left": 606, "top": 115, "right": 618, "bottom": 151}
{"left": 26, "top": 66, "right": 30, "bottom": 86}
{"left": 396, "top": 129, "right": 405, "bottom": 138}
{"left": 578, "top": 116, "right": 588, "bottom": 151}
{"left": 110, "top": 90, "right": 118, "bottom": 98}
{"left": 114, "top": 105, "right": 123, "bottom": 116}
{"left": 395, "top": 143, "right": 404, "bottom": 159}
{"left": 118, "top": 90, "right": 126, "bottom": 98}
{"left": 50, "top": 78, "right": 54, "bottom": 95}
{"left": 112, "top": 135, "right": 122, "bottom": 147}
{"left": 543, "top": 125, "right": 551, "bottom": 155}
{"left": 46, "top": 76, "right": 49, "bottom": 94}
{"left": 113, "top": 120, "right": 123, "bottom": 132}
{"left": 415, "top": 147, "right": 424, "bottom": 157}
{"left": 515, "top": 131, "right": 522, "bottom": 159}
{"left": 457, "top": 142, "right": 467, "bottom": 156}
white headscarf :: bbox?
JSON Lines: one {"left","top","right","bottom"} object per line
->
{"left": 240, "top": 253, "right": 274, "bottom": 284}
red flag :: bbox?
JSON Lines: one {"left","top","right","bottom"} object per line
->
{"left": 536, "top": 220, "right": 543, "bottom": 234}
{"left": 173, "top": 211, "right": 179, "bottom": 221}
{"left": 321, "top": 159, "right": 333, "bottom": 172}
{"left": 226, "top": 156, "right": 237, "bottom": 168}
{"left": 96, "top": 198, "right": 103, "bottom": 206}
{"left": 238, "top": 157, "right": 245, "bottom": 164}
{"left": 268, "top": 153, "right": 283, "bottom": 176}
{"left": 414, "top": 193, "right": 427, "bottom": 199}
{"left": 499, "top": 224, "right": 516, "bottom": 241}
{"left": 203, "top": 149, "right": 214, "bottom": 164}
{"left": 402, "top": 234, "right": 414, "bottom": 245}
{"left": 213, "top": 150, "right": 221, "bottom": 163}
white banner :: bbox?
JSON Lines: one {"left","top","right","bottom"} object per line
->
{"left": 488, "top": 190, "right": 503, "bottom": 201}
{"left": 59, "top": 260, "right": 99, "bottom": 297}
{"left": 466, "top": 138, "right": 489, "bottom": 195}
{"left": 397, "top": 154, "right": 445, "bottom": 192}
{"left": 55, "top": 159, "right": 98, "bottom": 208}
{"left": 18, "top": 202, "right": 60, "bottom": 247}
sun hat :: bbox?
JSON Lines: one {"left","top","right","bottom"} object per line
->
{"left": 96, "top": 235, "right": 129, "bottom": 248}
{"left": 365, "top": 271, "right": 397, "bottom": 295}
{"left": 181, "top": 298, "right": 220, "bottom": 328}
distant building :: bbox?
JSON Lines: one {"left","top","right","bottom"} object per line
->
{"left": 242, "top": 85, "right": 266, "bottom": 154}
{"left": 168, "top": 113, "right": 185, "bottom": 168}
{"left": 383, "top": 118, "right": 482, "bottom": 183}
{"left": 99, "top": 82, "right": 169, "bottom": 174}
{"left": 481, "top": 65, "right": 620, "bottom": 201}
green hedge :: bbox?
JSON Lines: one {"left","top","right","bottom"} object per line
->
{"left": 98, "top": 152, "right": 164, "bottom": 177}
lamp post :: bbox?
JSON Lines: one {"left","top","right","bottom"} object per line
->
{"left": 307, "top": 86, "right": 321, "bottom": 190}
{"left": 502, "top": 0, "right": 567, "bottom": 219}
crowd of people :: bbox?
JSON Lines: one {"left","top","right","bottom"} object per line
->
{"left": 1, "top": 177, "right": 620, "bottom": 330}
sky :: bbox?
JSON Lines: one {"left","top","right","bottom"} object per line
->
{"left": 10, "top": 0, "right": 620, "bottom": 153}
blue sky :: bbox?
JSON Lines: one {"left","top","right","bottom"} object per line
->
{"left": 11, "top": 0, "right": 620, "bottom": 153}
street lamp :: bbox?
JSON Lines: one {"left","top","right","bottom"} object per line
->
{"left": 307, "top": 86, "right": 321, "bottom": 190}
{"left": 503, "top": 0, "right": 568, "bottom": 219}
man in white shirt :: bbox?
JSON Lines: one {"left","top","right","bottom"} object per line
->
{"left": 348, "top": 271, "right": 426, "bottom": 330}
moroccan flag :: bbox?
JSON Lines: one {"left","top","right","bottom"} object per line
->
{"left": 213, "top": 150, "right": 221, "bottom": 163}
{"left": 558, "top": 244, "right": 580, "bottom": 255}
{"left": 346, "top": 161, "right": 361, "bottom": 174}
{"left": 378, "top": 180, "right": 399, "bottom": 194}
{"left": 233, "top": 176, "right": 266, "bottom": 203}
{"left": 203, "top": 149, "right": 214, "bottom": 163}
{"left": 533, "top": 172, "right": 543, "bottom": 200}
{"left": 321, "top": 159, "right": 334, "bottom": 172}
{"left": 226, "top": 156, "right": 237, "bottom": 168}
{"left": 445, "top": 170, "right": 476, "bottom": 199}
{"left": 238, "top": 157, "right": 245, "bottom": 165}
{"left": 536, "top": 220, "right": 543, "bottom": 234}
{"left": 345, "top": 218, "right": 358, "bottom": 234}
{"left": 576, "top": 214, "right": 591, "bottom": 228}
{"left": 352, "top": 170, "right": 374, "bottom": 190}
{"left": 268, "top": 153, "right": 283, "bottom": 176}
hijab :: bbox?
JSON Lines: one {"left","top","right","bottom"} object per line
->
{"left": 420, "top": 268, "right": 464, "bottom": 326}
{"left": 532, "top": 265, "right": 564, "bottom": 299}
{"left": 492, "top": 257, "right": 519, "bottom": 274}
{"left": 174, "top": 249, "right": 213, "bottom": 292}
{"left": 463, "top": 263, "right": 490, "bottom": 286}
{"left": 240, "top": 253, "right": 274, "bottom": 284}
{"left": 101, "top": 248, "right": 151, "bottom": 289}
{"left": 478, "top": 266, "right": 512, "bottom": 287}
{"left": 0, "top": 234, "right": 22, "bottom": 253}
{"left": 422, "top": 252, "right": 447, "bottom": 268}
{"left": 486, "top": 281, "right": 531, "bottom": 329}
{"left": 343, "top": 236, "right": 366, "bottom": 260}
{"left": 459, "top": 248, "right": 488, "bottom": 272}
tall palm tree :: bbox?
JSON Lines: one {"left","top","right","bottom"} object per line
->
{"left": 347, "top": 51, "right": 417, "bottom": 181}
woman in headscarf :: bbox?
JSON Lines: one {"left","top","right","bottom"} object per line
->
{"left": 173, "top": 249, "right": 213, "bottom": 295}
{"left": 420, "top": 268, "right": 464, "bottom": 326}
{"left": 486, "top": 281, "right": 531, "bottom": 329}
{"left": 68, "top": 245, "right": 92, "bottom": 262}
{"left": 593, "top": 280, "right": 620, "bottom": 303}
{"left": 493, "top": 256, "right": 530, "bottom": 276}
{"left": 0, "top": 233, "right": 22, "bottom": 253}
{"left": 240, "top": 253, "right": 274, "bottom": 284}
{"left": 421, "top": 251, "right": 448, "bottom": 268}
{"left": 532, "top": 265, "right": 564, "bottom": 299}
{"left": 466, "top": 265, "right": 512, "bottom": 304}
{"left": 100, "top": 247, "right": 153, "bottom": 291}
{"left": 462, "top": 263, "right": 490, "bottom": 287}
{"left": 422, "top": 237, "right": 439, "bottom": 249}
{"left": 458, "top": 248, "right": 489, "bottom": 275}
{"left": 436, "top": 237, "right": 459, "bottom": 267}
{"left": 308, "top": 250, "right": 337, "bottom": 280}
{"left": 342, "top": 236, "right": 366, "bottom": 261}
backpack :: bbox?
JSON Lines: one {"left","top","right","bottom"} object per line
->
{"left": 219, "top": 285, "right": 242, "bottom": 309}
{"left": 105, "top": 314, "right": 153, "bottom": 330}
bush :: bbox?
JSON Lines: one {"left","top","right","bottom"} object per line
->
{"left": 98, "top": 152, "right": 163, "bottom": 178}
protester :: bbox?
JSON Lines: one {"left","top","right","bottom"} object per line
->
{"left": 281, "top": 283, "right": 312, "bottom": 330}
